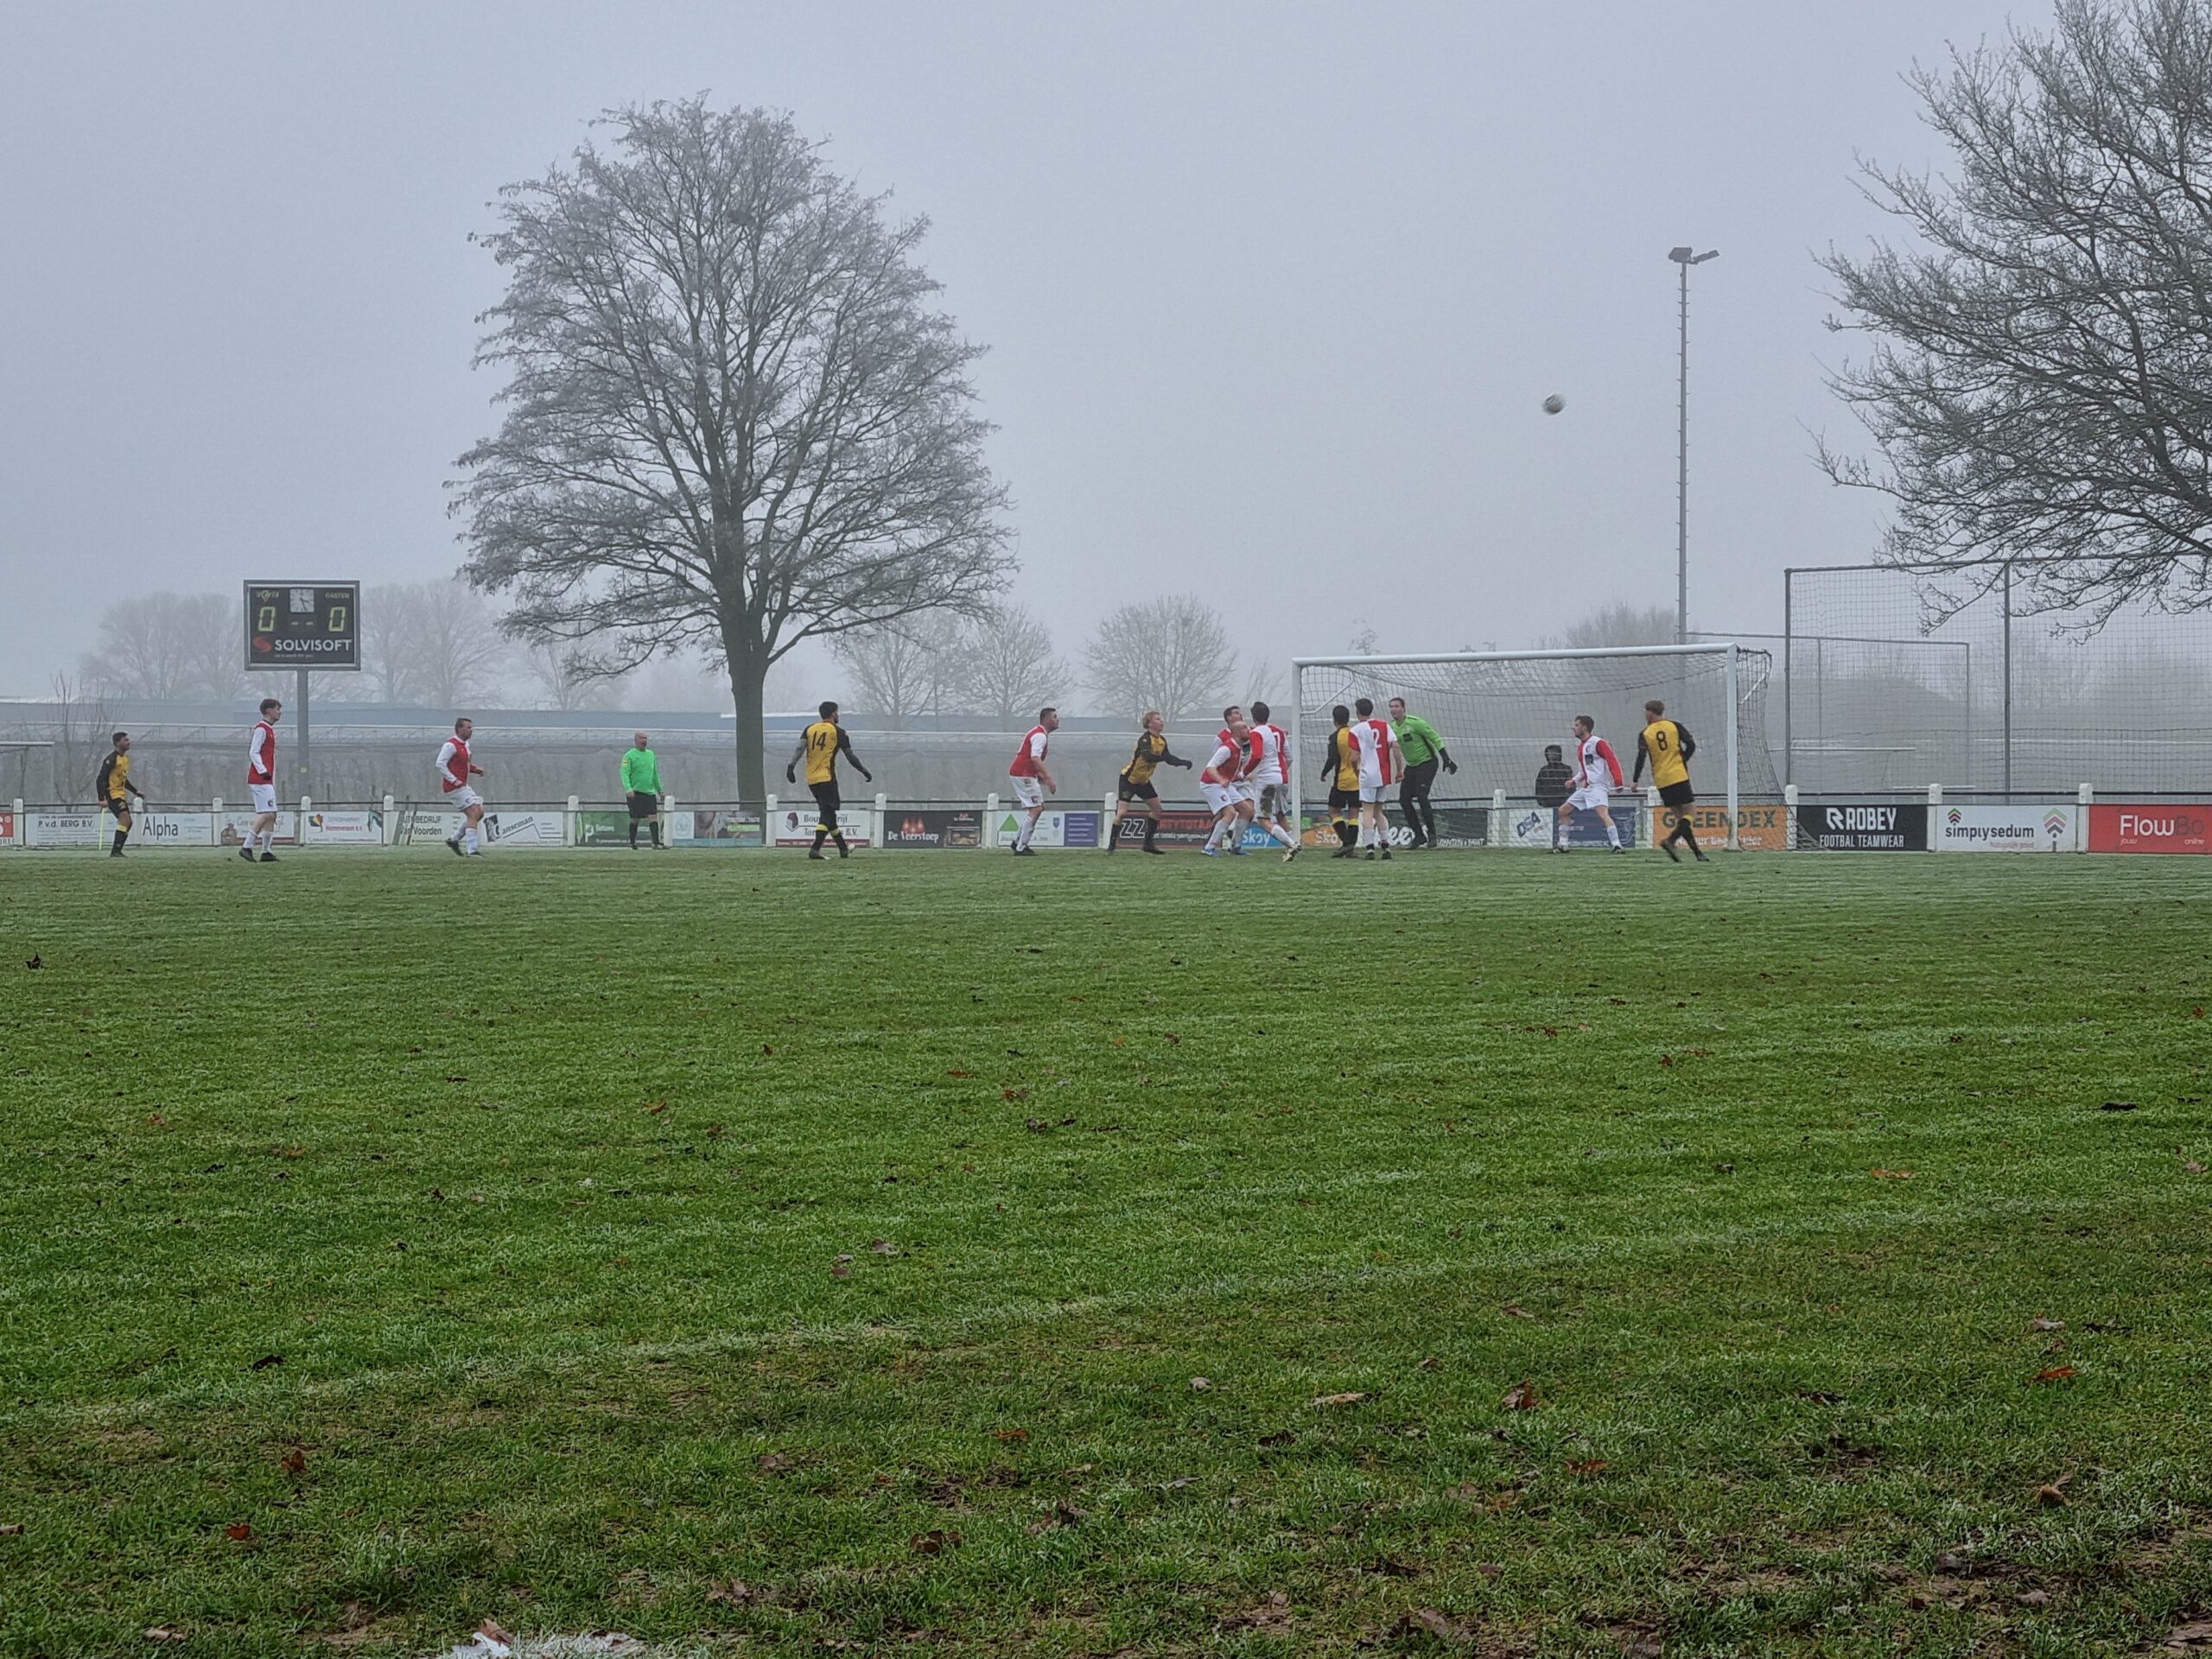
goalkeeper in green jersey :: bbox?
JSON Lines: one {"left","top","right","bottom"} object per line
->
{"left": 1387, "top": 696, "right": 1458, "bottom": 849}
{"left": 621, "top": 732, "right": 664, "bottom": 849}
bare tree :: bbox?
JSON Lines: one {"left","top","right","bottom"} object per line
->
{"left": 1083, "top": 594, "right": 1236, "bottom": 720}
{"left": 519, "top": 639, "right": 616, "bottom": 711}
{"left": 1239, "top": 656, "right": 1279, "bottom": 714}
{"left": 45, "top": 673, "right": 117, "bottom": 802}
{"left": 1818, "top": 0, "right": 2212, "bottom": 622}
{"left": 1543, "top": 602, "right": 1678, "bottom": 649}
{"left": 359, "top": 580, "right": 512, "bottom": 708}
{"left": 961, "top": 604, "right": 1065, "bottom": 725}
{"left": 830, "top": 612, "right": 967, "bottom": 727}
{"left": 454, "top": 99, "right": 1014, "bottom": 801}
{"left": 82, "top": 593, "right": 245, "bottom": 701}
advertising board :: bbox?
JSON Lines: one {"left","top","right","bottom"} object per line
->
{"left": 1651, "top": 800, "right": 1787, "bottom": 852}
{"left": 1502, "top": 804, "right": 1639, "bottom": 849}
{"left": 2088, "top": 803, "right": 2212, "bottom": 854}
{"left": 881, "top": 808, "right": 982, "bottom": 849}
{"left": 219, "top": 811, "right": 299, "bottom": 847}
{"left": 772, "top": 804, "right": 874, "bottom": 847}
{"left": 987, "top": 808, "right": 1098, "bottom": 850}
{"left": 26, "top": 811, "right": 102, "bottom": 848}
{"left": 1794, "top": 802, "right": 1928, "bottom": 851}
{"left": 575, "top": 810, "right": 631, "bottom": 848}
{"left": 135, "top": 812, "right": 216, "bottom": 848}
{"left": 305, "top": 810, "right": 384, "bottom": 845}
{"left": 483, "top": 810, "right": 566, "bottom": 848}
{"left": 683, "top": 808, "right": 765, "bottom": 847}
{"left": 1931, "top": 804, "right": 2078, "bottom": 852}
{"left": 0, "top": 810, "right": 13, "bottom": 844}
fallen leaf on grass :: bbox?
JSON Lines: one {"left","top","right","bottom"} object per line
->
{"left": 2029, "top": 1365, "right": 2077, "bottom": 1385}
{"left": 1257, "top": 1430, "right": 1295, "bottom": 1447}
{"left": 24, "top": 956, "right": 41, "bottom": 970}
{"left": 142, "top": 1628, "right": 186, "bottom": 1643}
{"left": 1565, "top": 1458, "right": 1608, "bottom": 1475}
{"left": 1002, "top": 1087, "right": 1030, "bottom": 1101}
{"left": 1310, "top": 1391, "right": 1368, "bottom": 1408}
{"left": 1417, "top": 1355, "right": 1441, "bottom": 1371}
{"left": 868, "top": 1238, "right": 896, "bottom": 1255}
{"left": 2165, "top": 1618, "right": 2212, "bottom": 1649}
{"left": 1023, "top": 1116, "right": 1049, "bottom": 1133}
{"left": 2030, "top": 1316, "right": 2067, "bottom": 1332}
{"left": 2181, "top": 1150, "right": 2208, "bottom": 1175}
{"left": 908, "top": 1528, "right": 963, "bottom": 1554}
{"left": 279, "top": 1449, "right": 305, "bottom": 1474}
{"left": 706, "top": 1580, "right": 758, "bottom": 1606}
{"left": 757, "top": 1452, "right": 793, "bottom": 1473}
{"left": 249, "top": 1354, "right": 284, "bottom": 1371}
{"left": 1217, "top": 1592, "right": 1293, "bottom": 1634}
{"left": 224, "top": 1522, "right": 251, "bottom": 1541}
{"left": 1025, "top": 1501, "right": 1085, "bottom": 1535}
{"left": 1501, "top": 1380, "right": 1540, "bottom": 1412}
{"left": 0, "top": 1522, "right": 22, "bottom": 1536}
{"left": 945, "top": 1068, "right": 972, "bottom": 1078}
{"left": 1657, "top": 1054, "right": 1674, "bottom": 1068}
{"left": 1162, "top": 1033, "right": 1181, "bottom": 1046}
{"left": 2101, "top": 1099, "right": 2139, "bottom": 1111}
{"left": 2017, "top": 1588, "right": 2052, "bottom": 1605}
{"left": 1501, "top": 1304, "right": 1536, "bottom": 1320}
{"left": 643, "top": 1100, "right": 667, "bottom": 1115}
{"left": 2033, "top": 1471, "right": 2075, "bottom": 1505}
{"left": 993, "top": 1428, "right": 1029, "bottom": 1442}
{"left": 1398, "top": 1605, "right": 1478, "bottom": 1645}
{"left": 1871, "top": 1168, "right": 1916, "bottom": 1180}
{"left": 1189, "top": 1376, "right": 1211, "bottom": 1391}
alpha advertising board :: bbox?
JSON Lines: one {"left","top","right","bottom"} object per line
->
{"left": 2088, "top": 803, "right": 2212, "bottom": 854}
{"left": 1930, "top": 804, "right": 2079, "bottom": 853}
{"left": 772, "top": 804, "right": 875, "bottom": 847}
{"left": 1794, "top": 802, "right": 1928, "bottom": 851}
{"left": 135, "top": 812, "right": 217, "bottom": 848}
{"left": 305, "top": 810, "right": 384, "bottom": 845}
{"left": 1651, "top": 800, "right": 1788, "bottom": 852}
{"left": 682, "top": 808, "right": 765, "bottom": 848}
{"left": 881, "top": 808, "right": 982, "bottom": 849}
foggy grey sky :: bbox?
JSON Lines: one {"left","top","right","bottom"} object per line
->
{"left": 1, "top": 1, "right": 2031, "bottom": 702}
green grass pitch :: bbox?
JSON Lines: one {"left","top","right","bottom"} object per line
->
{"left": 3, "top": 849, "right": 2209, "bottom": 1657}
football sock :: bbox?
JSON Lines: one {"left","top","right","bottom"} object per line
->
{"left": 1141, "top": 820, "right": 1157, "bottom": 851}
{"left": 1677, "top": 822, "right": 1700, "bottom": 853}
{"left": 811, "top": 828, "right": 828, "bottom": 852}
{"left": 1267, "top": 822, "right": 1297, "bottom": 849}
{"left": 1334, "top": 818, "right": 1354, "bottom": 849}
{"left": 650, "top": 821, "right": 661, "bottom": 847}
{"left": 832, "top": 831, "right": 848, "bottom": 854}
{"left": 1605, "top": 823, "right": 1620, "bottom": 848}
{"left": 464, "top": 824, "right": 483, "bottom": 854}
{"left": 112, "top": 828, "right": 127, "bottom": 854}
{"left": 628, "top": 823, "right": 639, "bottom": 847}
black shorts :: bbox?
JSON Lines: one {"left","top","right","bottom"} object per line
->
{"left": 104, "top": 798, "right": 130, "bottom": 818}
{"left": 809, "top": 781, "right": 842, "bottom": 819}
{"left": 1659, "top": 780, "right": 1696, "bottom": 809}
{"left": 1116, "top": 778, "right": 1158, "bottom": 803}
{"left": 626, "top": 791, "right": 658, "bottom": 819}
{"left": 1327, "top": 786, "right": 1359, "bottom": 813}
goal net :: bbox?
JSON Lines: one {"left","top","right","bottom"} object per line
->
{"left": 1289, "top": 645, "right": 1781, "bottom": 849}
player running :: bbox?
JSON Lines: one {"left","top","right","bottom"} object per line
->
{"left": 1636, "top": 697, "right": 1708, "bottom": 863}
{"left": 1199, "top": 715, "right": 1256, "bottom": 855}
{"left": 242, "top": 697, "right": 282, "bottom": 862}
{"left": 1344, "top": 696, "right": 1402, "bottom": 860}
{"left": 1320, "top": 705, "right": 1360, "bottom": 856}
{"left": 1107, "top": 709, "right": 1191, "bottom": 855}
{"left": 786, "top": 701, "right": 873, "bottom": 860}
{"left": 1387, "top": 696, "right": 1458, "bottom": 849}
{"left": 438, "top": 717, "right": 489, "bottom": 856}
{"left": 1007, "top": 707, "right": 1059, "bottom": 855}
{"left": 1554, "top": 713, "right": 1625, "bottom": 853}
{"left": 1244, "top": 700, "right": 1300, "bottom": 860}
{"left": 96, "top": 731, "right": 147, "bottom": 858}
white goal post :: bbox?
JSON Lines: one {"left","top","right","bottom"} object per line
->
{"left": 1288, "top": 643, "right": 1779, "bottom": 850}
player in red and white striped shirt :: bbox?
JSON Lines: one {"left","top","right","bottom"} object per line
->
{"left": 1199, "top": 715, "right": 1256, "bottom": 855}
{"left": 241, "top": 696, "right": 283, "bottom": 862}
{"left": 1007, "top": 707, "right": 1059, "bottom": 855}
{"left": 436, "top": 717, "right": 488, "bottom": 855}
{"left": 1243, "top": 700, "right": 1300, "bottom": 860}
{"left": 1554, "top": 713, "right": 1626, "bottom": 853}
{"left": 1344, "top": 696, "right": 1402, "bottom": 860}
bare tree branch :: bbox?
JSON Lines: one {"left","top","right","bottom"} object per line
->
{"left": 1083, "top": 595, "right": 1236, "bottom": 721}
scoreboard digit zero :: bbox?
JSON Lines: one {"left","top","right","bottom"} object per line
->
{"left": 245, "top": 581, "right": 361, "bottom": 671}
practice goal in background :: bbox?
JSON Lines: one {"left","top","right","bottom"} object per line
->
{"left": 1290, "top": 645, "right": 1780, "bottom": 846}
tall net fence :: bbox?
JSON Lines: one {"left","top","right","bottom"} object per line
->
{"left": 1783, "top": 559, "right": 2212, "bottom": 795}
{"left": 1291, "top": 646, "right": 1781, "bottom": 807}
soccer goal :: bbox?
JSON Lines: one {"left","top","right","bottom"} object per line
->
{"left": 1288, "top": 644, "right": 1782, "bottom": 849}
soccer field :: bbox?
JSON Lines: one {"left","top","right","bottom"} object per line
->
{"left": 3, "top": 851, "right": 2209, "bottom": 1657}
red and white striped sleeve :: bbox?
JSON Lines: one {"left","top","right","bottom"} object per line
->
{"left": 1596, "top": 738, "right": 1624, "bottom": 788}
{"left": 436, "top": 740, "right": 464, "bottom": 787}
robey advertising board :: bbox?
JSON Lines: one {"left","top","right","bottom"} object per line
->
{"left": 1794, "top": 802, "right": 1928, "bottom": 851}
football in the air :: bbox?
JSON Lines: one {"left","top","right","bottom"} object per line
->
{"left": 1542, "top": 394, "right": 1566, "bottom": 415}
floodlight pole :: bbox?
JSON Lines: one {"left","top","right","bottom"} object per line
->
{"left": 1669, "top": 247, "right": 1718, "bottom": 645}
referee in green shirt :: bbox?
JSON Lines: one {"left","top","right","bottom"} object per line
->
{"left": 621, "top": 731, "right": 664, "bottom": 849}
{"left": 1388, "top": 696, "right": 1458, "bottom": 849}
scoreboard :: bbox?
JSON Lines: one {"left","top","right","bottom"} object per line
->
{"left": 245, "top": 582, "right": 360, "bottom": 671}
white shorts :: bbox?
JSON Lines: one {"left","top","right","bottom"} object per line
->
{"left": 1009, "top": 776, "right": 1046, "bottom": 809}
{"left": 1358, "top": 781, "right": 1387, "bottom": 804}
{"left": 248, "top": 784, "right": 278, "bottom": 814}
{"left": 1567, "top": 785, "right": 1611, "bottom": 813}
{"left": 1201, "top": 782, "right": 1243, "bottom": 815}
{"left": 1236, "top": 781, "right": 1260, "bottom": 804}
{"left": 448, "top": 786, "right": 483, "bottom": 812}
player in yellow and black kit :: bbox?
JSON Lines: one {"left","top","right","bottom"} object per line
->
{"left": 1106, "top": 709, "right": 1192, "bottom": 855}
{"left": 1321, "top": 703, "right": 1361, "bottom": 857}
{"left": 95, "top": 731, "right": 147, "bottom": 858}
{"left": 785, "top": 701, "right": 873, "bottom": 860}
{"left": 1634, "top": 697, "right": 1707, "bottom": 863}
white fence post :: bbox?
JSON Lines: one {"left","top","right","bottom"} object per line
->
{"left": 664, "top": 795, "right": 677, "bottom": 849}
{"left": 382, "top": 794, "right": 395, "bottom": 844}
{"left": 1101, "top": 791, "right": 1116, "bottom": 850}
{"left": 765, "top": 794, "right": 778, "bottom": 849}
{"left": 1783, "top": 783, "right": 1798, "bottom": 851}
{"left": 874, "top": 791, "right": 887, "bottom": 849}
{"left": 1490, "top": 788, "right": 1506, "bottom": 848}
{"left": 566, "top": 794, "right": 580, "bottom": 847}
{"left": 1927, "top": 782, "right": 1942, "bottom": 809}
{"left": 9, "top": 798, "right": 20, "bottom": 848}
{"left": 984, "top": 793, "right": 1001, "bottom": 848}
{"left": 299, "top": 797, "right": 312, "bottom": 848}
